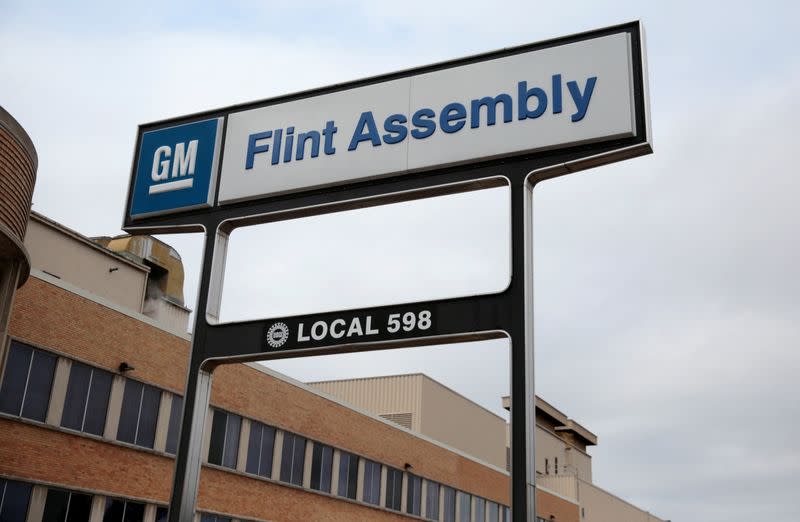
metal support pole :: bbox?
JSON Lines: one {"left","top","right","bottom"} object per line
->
{"left": 510, "top": 180, "right": 536, "bottom": 521}
{"left": 168, "top": 229, "right": 219, "bottom": 522}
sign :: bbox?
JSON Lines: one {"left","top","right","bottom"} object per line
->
{"left": 126, "top": 28, "right": 643, "bottom": 221}
{"left": 123, "top": 22, "right": 652, "bottom": 522}
{"left": 129, "top": 118, "right": 223, "bottom": 218}
{"left": 264, "top": 307, "right": 434, "bottom": 351}
{"left": 220, "top": 33, "right": 634, "bottom": 203}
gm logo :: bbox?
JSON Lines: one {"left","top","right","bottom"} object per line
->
{"left": 129, "top": 118, "right": 223, "bottom": 219}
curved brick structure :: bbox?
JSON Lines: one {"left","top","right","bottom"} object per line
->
{"left": 0, "top": 105, "right": 37, "bottom": 286}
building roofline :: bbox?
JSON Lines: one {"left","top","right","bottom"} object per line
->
{"left": 576, "top": 476, "right": 668, "bottom": 522}
{"left": 309, "top": 372, "right": 508, "bottom": 423}
{"left": 502, "top": 394, "right": 598, "bottom": 446}
{"left": 0, "top": 105, "right": 37, "bottom": 171}
{"left": 30, "top": 269, "right": 191, "bottom": 340}
{"left": 258, "top": 366, "right": 510, "bottom": 475}
{"left": 29, "top": 211, "right": 150, "bottom": 273}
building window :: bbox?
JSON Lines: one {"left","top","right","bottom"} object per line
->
{"left": 502, "top": 506, "right": 511, "bottom": 522}
{"left": 208, "top": 409, "right": 242, "bottom": 469}
{"left": 425, "top": 481, "right": 440, "bottom": 521}
{"left": 42, "top": 488, "right": 93, "bottom": 522}
{"left": 545, "top": 458, "right": 549, "bottom": 475}
{"left": 246, "top": 420, "right": 275, "bottom": 478}
{"left": 200, "top": 514, "right": 232, "bottom": 522}
{"left": 475, "top": 496, "right": 486, "bottom": 522}
{"left": 155, "top": 507, "right": 169, "bottom": 522}
{"left": 310, "top": 443, "right": 334, "bottom": 493}
{"left": 279, "top": 431, "right": 306, "bottom": 486}
{"left": 103, "top": 497, "right": 146, "bottom": 521}
{"left": 117, "top": 379, "right": 162, "bottom": 449}
{"left": 362, "top": 459, "right": 381, "bottom": 506}
{"left": 61, "top": 361, "right": 113, "bottom": 436}
{"left": 406, "top": 474, "right": 422, "bottom": 516}
{"left": 385, "top": 466, "right": 403, "bottom": 511}
{"left": 0, "top": 478, "right": 32, "bottom": 520}
{"left": 0, "top": 341, "right": 57, "bottom": 422}
{"left": 442, "top": 486, "right": 456, "bottom": 522}
{"left": 165, "top": 395, "right": 183, "bottom": 455}
{"left": 555, "top": 457, "right": 558, "bottom": 474}
{"left": 337, "top": 451, "right": 359, "bottom": 500}
{"left": 457, "top": 491, "right": 472, "bottom": 522}
{"left": 487, "top": 501, "right": 500, "bottom": 522}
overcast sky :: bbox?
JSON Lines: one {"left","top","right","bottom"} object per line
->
{"left": 3, "top": 1, "right": 799, "bottom": 520}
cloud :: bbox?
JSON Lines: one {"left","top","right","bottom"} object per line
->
{"left": 530, "top": 63, "right": 800, "bottom": 520}
{"left": 2, "top": 2, "right": 800, "bottom": 520}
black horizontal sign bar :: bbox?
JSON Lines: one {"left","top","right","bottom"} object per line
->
{"left": 203, "top": 293, "right": 512, "bottom": 362}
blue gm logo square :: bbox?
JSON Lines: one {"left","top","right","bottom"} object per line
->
{"left": 129, "top": 117, "right": 223, "bottom": 219}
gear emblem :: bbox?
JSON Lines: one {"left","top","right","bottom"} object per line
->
{"left": 266, "top": 322, "right": 289, "bottom": 348}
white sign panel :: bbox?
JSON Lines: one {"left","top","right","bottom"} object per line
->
{"left": 218, "top": 32, "right": 635, "bottom": 204}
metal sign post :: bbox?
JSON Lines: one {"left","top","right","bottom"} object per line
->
{"left": 122, "top": 22, "right": 651, "bottom": 522}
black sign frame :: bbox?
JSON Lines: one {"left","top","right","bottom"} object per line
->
{"left": 123, "top": 21, "right": 651, "bottom": 522}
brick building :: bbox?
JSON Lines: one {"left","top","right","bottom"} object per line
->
{"left": 0, "top": 211, "right": 667, "bottom": 522}
{"left": 0, "top": 212, "right": 577, "bottom": 521}
{"left": 0, "top": 108, "right": 666, "bottom": 521}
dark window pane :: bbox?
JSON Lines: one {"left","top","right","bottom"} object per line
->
{"left": 104, "top": 498, "right": 125, "bottom": 521}
{"left": 291, "top": 435, "right": 306, "bottom": 486}
{"left": 1, "top": 480, "right": 32, "bottom": 522}
{"left": 21, "top": 350, "right": 56, "bottom": 421}
{"left": 123, "top": 501, "right": 145, "bottom": 522}
{"left": 443, "top": 486, "right": 456, "bottom": 522}
{"left": 243, "top": 422, "right": 276, "bottom": 477}
{"left": 117, "top": 380, "right": 143, "bottom": 444}
{"left": 208, "top": 410, "right": 227, "bottom": 466}
{"left": 310, "top": 443, "right": 322, "bottom": 490}
{"left": 385, "top": 467, "right": 402, "bottom": 510}
{"left": 363, "top": 460, "right": 381, "bottom": 505}
{"left": 42, "top": 489, "right": 70, "bottom": 522}
{"left": 84, "top": 368, "right": 112, "bottom": 436}
{"left": 155, "top": 507, "right": 168, "bottom": 522}
{"left": 321, "top": 445, "right": 333, "bottom": 492}
{"left": 338, "top": 452, "right": 358, "bottom": 500}
{"left": 426, "top": 481, "right": 440, "bottom": 520}
{"left": 475, "top": 497, "right": 485, "bottom": 522}
{"left": 258, "top": 424, "right": 275, "bottom": 478}
{"left": 61, "top": 362, "right": 91, "bottom": 430}
{"left": 201, "top": 514, "right": 232, "bottom": 522}
{"left": 458, "top": 492, "right": 471, "bottom": 522}
{"left": 310, "top": 444, "right": 333, "bottom": 493}
{"left": 66, "top": 493, "right": 92, "bottom": 522}
{"left": 0, "top": 342, "right": 32, "bottom": 416}
{"left": 135, "top": 385, "right": 161, "bottom": 448}
{"left": 406, "top": 474, "right": 422, "bottom": 516}
{"left": 280, "top": 432, "right": 305, "bottom": 486}
{"left": 221, "top": 413, "right": 241, "bottom": 469}
{"left": 165, "top": 395, "right": 183, "bottom": 455}
{"left": 245, "top": 422, "right": 262, "bottom": 475}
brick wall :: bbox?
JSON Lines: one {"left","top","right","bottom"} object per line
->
{"left": 537, "top": 488, "right": 580, "bottom": 522}
{"left": 9, "top": 276, "right": 189, "bottom": 392}
{"left": 200, "top": 468, "right": 415, "bottom": 522}
{"left": 213, "top": 363, "right": 510, "bottom": 505}
{"left": 3, "top": 275, "right": 575, "bottom": 521}
{"left": 0, "top": 418, "right": 173, "bottom": 502}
